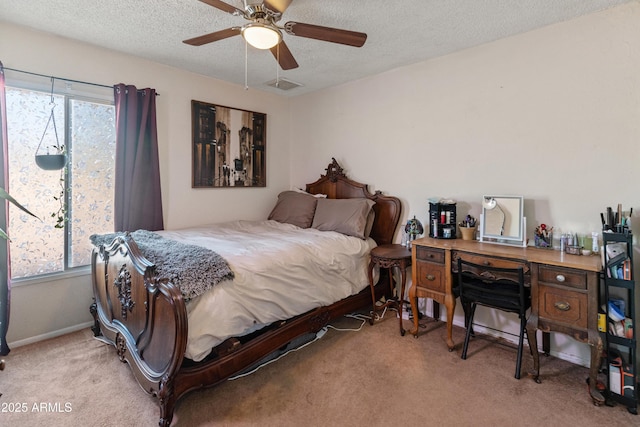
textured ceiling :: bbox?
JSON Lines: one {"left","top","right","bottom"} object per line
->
{"left": 0, "top": 0, "right": 633, "bottom": 96}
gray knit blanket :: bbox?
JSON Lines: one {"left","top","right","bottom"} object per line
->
{"left": 90, "top": 230, "right": 234, "bottom": 300}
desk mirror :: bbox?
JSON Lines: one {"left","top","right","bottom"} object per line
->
{"left": 479, "top": 195, "right": 526, "bottom": 247}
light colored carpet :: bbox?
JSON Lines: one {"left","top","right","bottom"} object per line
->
{"left": 0, "top": 311, "right": 636, "bottom": 426}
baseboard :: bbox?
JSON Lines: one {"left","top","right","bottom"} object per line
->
{"left": 410, "top": 305, "right": 591, "bottom": 368}
{"left": 451, "top": 318, "right": 591, "bottom": 368}
{"left": 8, "top": 321, "right": 94, "bottom": 349}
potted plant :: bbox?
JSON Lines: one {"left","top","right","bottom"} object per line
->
{"left": 35, "top": 147, "right": 66, "bottom": 171}
{"left": 34, "top": 110, "right": 66, "bottom": 171}
{"left": 33, "top": 85, "right": 68, "bottom": 226}
{"left": 1, "top": 187, "right": 39, "bottom": 358}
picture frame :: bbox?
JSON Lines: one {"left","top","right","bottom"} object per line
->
{"left": 191, "top": 100, "right": 266, "bottom": 188}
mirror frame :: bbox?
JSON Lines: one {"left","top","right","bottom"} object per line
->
{"left": 479, "top": 195, "right": 526, "bottom": 247}
{"left": 191, "top": 100, "right": 266, "bottom": 188}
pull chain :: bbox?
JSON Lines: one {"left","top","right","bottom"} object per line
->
{"left": 244, "top": 39, "right": 249, "bottom": 90}
{"left": 276, "top": 43, "right": 280, "bottom": 87}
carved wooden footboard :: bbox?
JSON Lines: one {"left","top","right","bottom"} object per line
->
{"left": 90, "top": 235, "right": 188, "bottom": 423}
{"left": 90, "top": 158, "right": 401, "bottom": 426}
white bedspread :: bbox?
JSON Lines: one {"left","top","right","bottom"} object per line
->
{"left": 158, "top": 220, "right": 376, "bottom": 362}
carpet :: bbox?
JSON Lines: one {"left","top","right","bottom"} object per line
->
{"left": 0, "top": 311, "right": 636, "bottom": 426}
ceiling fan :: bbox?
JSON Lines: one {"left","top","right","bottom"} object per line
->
{"left": 183, "top": 0, "right": 367, "bottom": 70}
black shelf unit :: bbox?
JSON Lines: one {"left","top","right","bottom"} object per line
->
{"left": 428, "top": 202, "right": 456, "bottom": 239}
{"left": 602, "top": 231, "right": 637, "bottom": 414}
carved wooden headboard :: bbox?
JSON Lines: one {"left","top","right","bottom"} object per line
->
{"left": 305, "top": 158, "right": 401, "bottom": 246}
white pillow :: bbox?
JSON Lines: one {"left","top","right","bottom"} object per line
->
{"left": 291, "top": 187, "right": 327, "bottom": 198}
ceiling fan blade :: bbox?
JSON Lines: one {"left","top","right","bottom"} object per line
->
{"left": 264, "top": 0, "right": 293, "bottom": 14}
{"left": 269, "top": 41, "right": 299, "bottom": 70}
{"left": 183, "top": 28, "right": 241, "bottom": 46}
{"left": 284, "top": 22, "right": 367, "bottom": 47}
{"left": 197, "top": 0, "right": 243, "bottom": 15}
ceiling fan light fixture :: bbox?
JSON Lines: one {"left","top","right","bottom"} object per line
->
{"left": 242, "top": 23, "right": 281, "bottom": 49}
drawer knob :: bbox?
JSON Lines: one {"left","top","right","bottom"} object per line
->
{"left": 554, "top": 301, "right": 571, "bottom": 311}
{"left": 426, "top": 274, "right": 435, "bottom": 281}
{"left": 555, "top": 274, "right": 565, "bottom": 282}
{"left": 483, "top": 261, "right": 490, "bottom": 266}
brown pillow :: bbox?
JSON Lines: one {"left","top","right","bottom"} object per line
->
{"left": 364, "top": 208, "right": 376, "bottom": 239}
{"left": 268, "top": 191, "right": 318, "bottom": 228}
{"left": 311, "top": 198, "right": 375, "bottom": 239}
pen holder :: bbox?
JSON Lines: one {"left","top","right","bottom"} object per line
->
{"left": 534, "top": 233, "right": 553, "bottom": 249}
{"left": 459, "top": 226, "right": 476, "bottom": 241}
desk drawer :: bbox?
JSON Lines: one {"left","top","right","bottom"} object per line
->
{"left": 539, "top": 284, "right": 588, "bottom": 328}
{"left": 414, "top": 260, "right": 445, "bottom": 293}
{"left": 537, "top": 265, "right": 587, "bottom": 290}
{"left": 453, "top": 252, "right": 529, "bottom": 272}
{"left": 416, "top": 246, "right": 445, "bottom": 265}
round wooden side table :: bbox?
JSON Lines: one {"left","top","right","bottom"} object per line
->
{"left": 367, "top": 243, "right": 412, "bottom": 335}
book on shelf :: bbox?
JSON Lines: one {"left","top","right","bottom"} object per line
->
{"left": 607, "top": 260, "right": 631, "bottom": 280}
{"left": 622, "top": 258, "right": 631, "bottom": 280}
{"left": 605, "top": 241, "right": 631, "bottom": 280}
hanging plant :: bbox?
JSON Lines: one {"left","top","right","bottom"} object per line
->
{"left": 51, "top": 168, "right": 67, "bottom": 229}
{"left": 35, "top": 77, "right": 66, "bottom": 171}
{"left": 33, "top": 77, "right": 68, "bottom": 229}
{"left": 35, "top": 150, "right": 66, "bottom": 171}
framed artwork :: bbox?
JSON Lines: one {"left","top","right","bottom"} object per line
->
{"left": 191, "top": 100, "right": 266, "bottom": 187}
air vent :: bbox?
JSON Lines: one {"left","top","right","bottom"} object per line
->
{"left": 265, "top": 78, "right": 303, "bottom": 91}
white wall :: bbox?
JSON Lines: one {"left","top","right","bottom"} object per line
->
{"left": 289, "top": 2, "right": 640, "bottom": 366}
{"left": 0, "top": 22, "right": 291, "bottom": 345}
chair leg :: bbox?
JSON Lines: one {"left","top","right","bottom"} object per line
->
{"left": 515, "top": 315, "right": 527, "bottom": 379}
{"left": 460, "top": 301, "right": 475, "bottom": 337}
{"left": 461, "top": 303, "right": 477, "bottom": 360}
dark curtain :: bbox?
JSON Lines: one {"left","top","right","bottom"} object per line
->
{"left": 0, "top": 62, "right": 11, "bottom": 355}
{"left": 114, "top": 84, "right": 164, "bottom": 232}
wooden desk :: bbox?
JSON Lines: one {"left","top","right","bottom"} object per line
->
{"left": 409, "top": 237, "right": 604, "bottom": 404}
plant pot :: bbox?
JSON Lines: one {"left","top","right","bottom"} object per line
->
{"left": 459, "top": 226, "right": 476, "bottom": 241}
{"left": 35, "top": 154, "right": 66, "bottom": 170}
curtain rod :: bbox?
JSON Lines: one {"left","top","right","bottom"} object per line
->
{"left": 2, "top": 66, "right": 159, "bottom": 95}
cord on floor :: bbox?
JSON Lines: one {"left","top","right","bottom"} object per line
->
{"left": 228, "top": 331, "right": 324, "bottom": 380}
{"left": 227, "top": 309, "right": 387, "bottom": 380}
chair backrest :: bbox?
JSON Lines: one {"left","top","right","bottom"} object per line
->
{"left": 457, "top": 258, "right": 530, "bottom": 315}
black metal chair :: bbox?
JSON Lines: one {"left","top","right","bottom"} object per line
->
{"left": 457, "top": 258, "right": 531, "bottom": 379}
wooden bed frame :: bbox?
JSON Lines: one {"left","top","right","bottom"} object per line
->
{"left": 90, "top": 158, "right": 401, "bottom": 426}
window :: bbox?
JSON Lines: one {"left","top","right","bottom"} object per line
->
{"left": 5, "top": 83, "right": 115, "bottom": 279}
